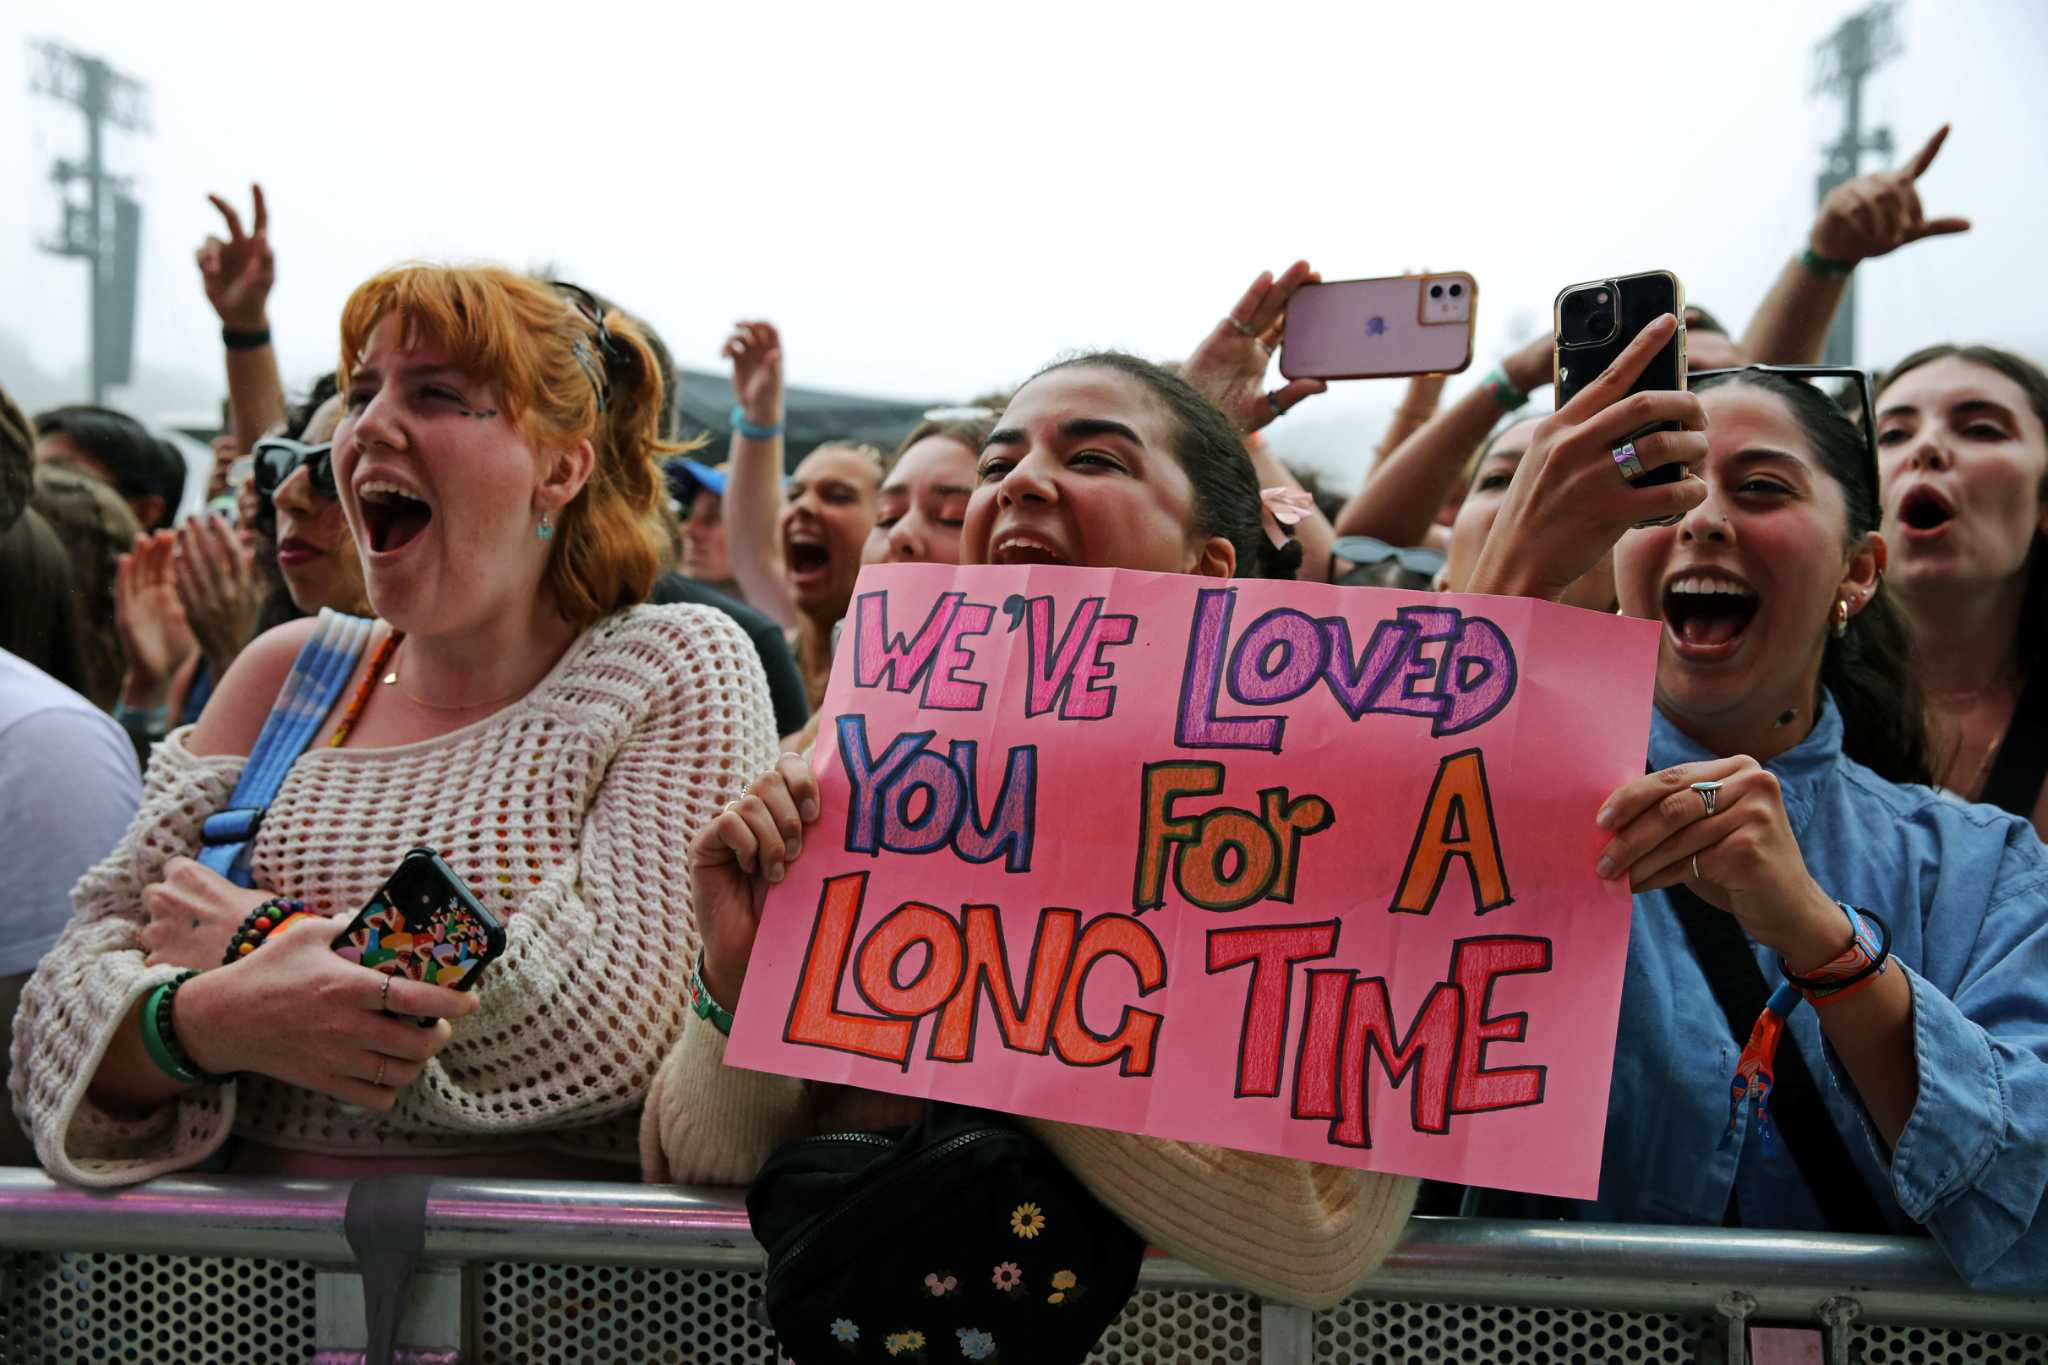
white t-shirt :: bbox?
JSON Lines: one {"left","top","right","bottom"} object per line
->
{"left": 0, "top": 649, "right": 140, "bottom": 975}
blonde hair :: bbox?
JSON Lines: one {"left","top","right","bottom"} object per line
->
{"left": 337, "top": 264, "right": 704, "bottom": 625}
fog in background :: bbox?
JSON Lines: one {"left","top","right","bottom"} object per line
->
{"left": 3, "top": 0, "right": 2045, "bottom": 483}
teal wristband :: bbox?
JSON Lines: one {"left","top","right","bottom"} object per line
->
{"left": 730, "top": 405, "right": 785, "bottom": 442}
{"left": 1800, "top": 247, "right": 1857, "bottom": 279}
{"left": 139, "top": 972, "right": 229, "bottom": 1085}
{"left": 690, "top": 960, "right": 735, "bottom": 1037}
{"left": 1480, "top": 366, "right": 1528, "bottom": 413}
{"left": 113, "top": 701, "right": 170, "bottom": 741}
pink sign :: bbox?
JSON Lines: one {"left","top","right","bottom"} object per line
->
{"left": 726, "top": 563, "right": 1660, "bottom": 1198}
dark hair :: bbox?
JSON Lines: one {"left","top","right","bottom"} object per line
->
{"left": 0, "top": 379, "right": 30, "bottom": 535}
{"left": 281, "top": 371, "right": 340, "bottom": 441}
{"left": 1684, "top": 304, "right": 1731, "bottom": 337}
{"left": 0, "top": 508, "right": 86, "bottom": 694}
{"left": 1028, "top": 351, "right": 1300, "bottom": 580}
{"left": 1877, "top": 344, "right": 2048, "bottom": 675}
{"left": 29, "top": 464, "right": 142, "bottom": 710}
{"left": 32, "top": 405, "right": 185, "bottom": 526}
{"left": 1694, "top": 371, "right": 1934, "bottom": 786}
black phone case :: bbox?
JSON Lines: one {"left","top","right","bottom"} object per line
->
{"left": 330, "top": 848, "right": 507, "bottom": 1011}
{"left": 1554, "top": 272, "right": 1688, "bottom": 487}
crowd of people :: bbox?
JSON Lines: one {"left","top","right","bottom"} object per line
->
{"left": 2, "top": 119, "right": 2045, "bottom": 1343}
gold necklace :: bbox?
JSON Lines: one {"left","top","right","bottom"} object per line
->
{"left": 382, "top": 638, "right": 534, "bottom": 712}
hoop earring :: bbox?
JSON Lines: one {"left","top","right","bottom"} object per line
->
{"left": 1832, "top": 598, "right": 1849, "bottom": 638}
{"left": 536, "top": 513, "right": 555, "bottom": 543}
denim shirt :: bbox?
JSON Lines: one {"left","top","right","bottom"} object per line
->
{"left": 1480, "top": 695, "right": 2048, "bottom": 1292}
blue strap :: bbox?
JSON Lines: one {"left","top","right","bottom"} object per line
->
{"left": 197, "top": 611, "right": 377, "bottom": 887}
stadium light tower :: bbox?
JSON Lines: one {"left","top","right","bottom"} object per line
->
{"left": 1810, "top": 1, "right": 1900, "bottom": 366}
{"left": 30, "top": 39, "right": 152, "bottom": 404}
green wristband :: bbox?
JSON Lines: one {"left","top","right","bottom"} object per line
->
{"left": 1800, "top": 247, "right": 1857, "bottom": 279}
{"left": 1481, "top": 366, "right": 1528, "bottom": 413}
{"left": 689, "top": 960, "right": 735, "bottom": 1037}
{"left": 139, "top": 972, "right": 230, "bottom": 1085}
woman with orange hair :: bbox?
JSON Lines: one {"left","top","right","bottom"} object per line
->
{"left": 12, "top": 265, "right": 779, "bottom": 1184}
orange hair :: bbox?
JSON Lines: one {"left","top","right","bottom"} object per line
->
{"left": 336, "top": 263, "right": 702, "bottom": 625}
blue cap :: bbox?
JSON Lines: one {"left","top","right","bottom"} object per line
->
{"left": 666, "top": 458, "right": 728, "bottom": 504}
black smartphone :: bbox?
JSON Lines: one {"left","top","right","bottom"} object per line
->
{"left": 1553, "top": 271, "right": 1688, "bottom": 505}
{"left": 331, "top": 848, "right": 507, "bottom": 1021}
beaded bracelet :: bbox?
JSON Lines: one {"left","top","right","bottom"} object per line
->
{"left": 1779, "top": 904, "right": 1890, "bottom": 1007}
{"left": 139, "top": 971, "right": 233, "bottom": 1085}
{"left": 222, "top": 897, "right": 311, "bottom": 965}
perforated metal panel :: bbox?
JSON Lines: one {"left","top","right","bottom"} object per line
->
{"left": 1087, "top": 1287, "right": 1261, "bottom": 1362}
{"left": 0, "top": 1250, "right": 317, "bottom": 1364}
{"left": 477, "top": 1262, "right": 781, "bottom": 1364}
{"left": 1315, "top": 1298, "right": 1715, "bottom": 1364}
{"left": 1855, "top": 1323, "right": 2048, "bottom": 1363}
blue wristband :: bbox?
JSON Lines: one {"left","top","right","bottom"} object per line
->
{"left": 731, "top": 405, "right": 785, "bottom": 442}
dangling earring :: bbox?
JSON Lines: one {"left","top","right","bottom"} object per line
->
{"left": 1832, "top": 598, "right": 1849, "bottom": 638}
{"left": 536, "top": 512, "right": 555, "bottom": 543}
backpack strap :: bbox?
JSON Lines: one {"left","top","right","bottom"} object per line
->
{"left": 1666, "top": 883, "right": 1895, "bottom": 1234}
{"left": 196, "top": 610, "right": 377, "bottom": 888}
{"left": 1981, "top": 668, "right": 2048, "bottom": 818}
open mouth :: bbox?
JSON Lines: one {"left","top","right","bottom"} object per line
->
{"left": 1662, "top": 573, "right": 1759, "bottom": 653}
{"left": 989, "top": 530, "right": 1071, "bottom": 567}
{"left": 359, "top": 481, "right": 434, "bottom": 556}
{"left": 785, "top": 531, "right": 832, "bottom": 584}
{"left": 1898, "top": 487, "right": 1956, "bottom": 537}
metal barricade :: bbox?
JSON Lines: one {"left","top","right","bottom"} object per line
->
{"left": 2, "top": 1170, "right": 2043, "bottom": 1363}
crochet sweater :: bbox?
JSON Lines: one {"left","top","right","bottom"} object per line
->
{"left": 12, "top": 605, "right": 778, "bottom": 1187}
{"left": 642, "top": 1004, "right": 1418, "bottom": 1309}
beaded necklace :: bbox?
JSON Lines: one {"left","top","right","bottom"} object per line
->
{"left": 328, "top": 629, "right": 405, "bottom": 748}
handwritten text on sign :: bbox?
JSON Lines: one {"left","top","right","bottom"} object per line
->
{"left": 726, "top": 564, "right": 1660, "bottom": 1198}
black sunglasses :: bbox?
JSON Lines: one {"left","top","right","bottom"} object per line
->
{"left": 1332, "top": 535, "right": 1446, "bottom": 578}
{"left": 1691, "top": 364, "right": 1878, "bottom": 482}
{"left": 251, "top": 436, "right": 336, "bottom": 501}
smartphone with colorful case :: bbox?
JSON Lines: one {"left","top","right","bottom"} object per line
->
{"left": 331, "top": 848, "right": 506, "bottom": 1020}
{"left": 1279, "top": 272, "right": 1478, "bottom": 380}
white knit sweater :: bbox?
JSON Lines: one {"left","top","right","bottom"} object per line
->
{"left": 11, "top": 604, "right": 778, "bottom": 1187}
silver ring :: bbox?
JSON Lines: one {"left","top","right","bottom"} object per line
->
{"left": 1691, "top": 854, "right": 1702, "bottom": 882}
{"left": 1690, "top": 779, "right": 1724, "bottom": 817}
{"left": 1612, "top": 442, "right": 1647, "bottom": 482}
{"left": 375, "top": 1056, "right": 389, "bottom": 1088}
{"left": 1265, "top": 390, "right": 1286, "bottom": 419}
{"left": 1227, "top": 315, "right": 1256, "bottom": 337}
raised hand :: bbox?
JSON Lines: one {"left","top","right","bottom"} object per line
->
{"left": 1465, "top": 315, "right": 1709, "bottom": 602}
{"left": 114, "top": 531, "right": 198, "bottom": 699}
{"left": 139, "top": 857, "right": 275, "bottom": 970}
{"left": 689, "top": 752, "right": 821, "bottom": 1011}
{"left": 174, "top": 513, "right": 264, "bottom": 675}
{"left": 197, "top": 184, "right": 276, "bottom": 330}
{"left": 723, "top": 321, "right": 785, "bottom": 429}
{"left": 1184, "top": 262, "right": 1328, "bottom": 434}
{"left": 175, "top": 907, "right": 480, "bottom": 1112}
{"left": 1810, "top": 125, "right": 1971, "bottom": 265}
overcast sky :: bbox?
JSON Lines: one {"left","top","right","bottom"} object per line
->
{"left": 4, "top": 0, "right": 2044, "bottom": 478}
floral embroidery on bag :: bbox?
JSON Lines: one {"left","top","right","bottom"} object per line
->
{"left": 1009, "top": 1202, "right": 1045, "bottom": 1239}
{"left": 991, "top": 1262, "right": 1022, "bottom": 1291}
{"left": 956, "top": 1326, "right": 997, "bottom": 1360}
{"left": 1047, "top": 1269, "right": 1078, "bottom": 1305}
{"left": 884, "top": 1329, "right": 927, "bottom": 1357}
{"left": 830, "top": 1318, "right": 859, "bottom": 1343}
{"left": 924, "top": 1272, "right": 958, "bottom": 1297}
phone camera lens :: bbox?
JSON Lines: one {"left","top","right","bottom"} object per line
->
{"left": 1448, "top": 283, "right": 1463, "bottom": 297}
{"left": 1430, "top": 284, "right": 1444, "bottom": 299}
{"left": 1587, "top": 311, "right": 1613, "bottom": 336}
{"left": 1596, "top": 291, "right": 1611, "bottom": 306}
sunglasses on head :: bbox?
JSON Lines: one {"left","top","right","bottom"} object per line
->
{"left": 251, "top": 436, "right": 337, "bottom": 502}
{"left": 549, "top": 279, "right": 619, "bottom": 412}
{"left": 1690, "top": 364, "right": 1877, "bottom": 483}
{"left": 1332, "top": 535, "right": 1446, "bottom": 578}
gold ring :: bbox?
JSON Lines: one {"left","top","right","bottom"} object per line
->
{"left": 379, "top": 973, "right": 394, "bottom": 1012}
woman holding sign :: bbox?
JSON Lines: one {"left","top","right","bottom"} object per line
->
{"left": 1469, "top": 319, "right": 2048, "bottom": 1291}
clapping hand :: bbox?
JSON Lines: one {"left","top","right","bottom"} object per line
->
{"left": 1810, "top": 126, "right": 1971, "bottom": 266}
{"left": 114, "top": 530, "right": 199, "bottom": 701}
{"left": 197, "top": 184, "right": 276, "bottom": 331}
{"left": 174, "top": 513, "right": 264, "bottom": 676}
{"left": 1184, "top": 262, "right": 1328, "bottom": 434}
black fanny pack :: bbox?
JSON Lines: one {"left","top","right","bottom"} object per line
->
{"left": 748, "top": 1104, "right": 1146, "bottom": 1364}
